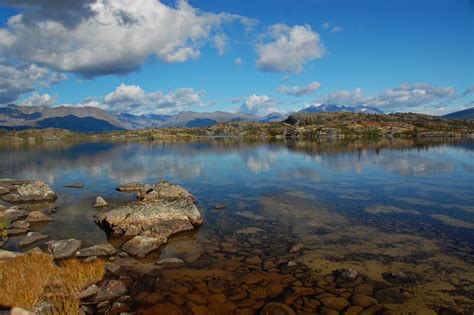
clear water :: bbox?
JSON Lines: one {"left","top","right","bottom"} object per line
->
{"left": 1, "top": 138, "right": 473, "bottom": 312}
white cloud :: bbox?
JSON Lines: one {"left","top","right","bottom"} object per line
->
{"left": 235, "top": 57, "right": 243, "bottom": 65}
{"left": 238, "top": 94, "right": 279, "bottom": 115}
{"left": 20, "top": 93, "right": 57, "bottom": 107}
{"left": 317, "top": 84, "right": 456, "bottom": 111}
{"left": 101, "top": 83, "right": 206, "bottom": 115}
{"left": 213, "top": 34, "right": 228, "bottom": 56}
{"left": 331, "top": 26, "right": 343, "bottom": 33}
{"left": 0, "top": 0, "right": 252, "bottom": 77}
{"left": 277, "top": 81, "right": 321, "bottom": 96}
{"left": 322, "top": 22, "right": 330, "bottom": 29}
{"left": 256, "top": 24, "right": 326, "bottom": 73}
{"left": 0, "top": 63, "right": 64, "bottom": 104}
{"left": 230, "top": 97, "right": 241, "bottom": 104}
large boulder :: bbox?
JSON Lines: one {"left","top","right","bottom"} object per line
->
{"left": 96, "top": 180, "right": 203, "bottom": 256}
{"left": 1, "top": 180, "right": 56, "bottom": 202}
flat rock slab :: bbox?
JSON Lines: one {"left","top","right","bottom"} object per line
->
{"left": 47, "top": 239, "right": 82, "bottom": 259}
{"left": 19, "top": 232, "right": 48, "bottom": 247}
{"left": 95, "top": 280, "right": 127, "bottom": 302}
{"left": 76, "top": 243, "right": 117, "bottom": 257}
{"left": 122, "top": 235, "right": 166, "bottom": 256}
{"left": 63, "top": 183, "right": 84, "bottom": 188}
{"left": 11, "top": 220, "right": 30, "bottom": 229}
{"left": 116, "top": 182, "right": 145, "bottom": 192}
{"left": 0, "top": 209, "right": 27, "bottom": 222}
{"left": 25, "top": 211, "right": 54, "bottom": 222}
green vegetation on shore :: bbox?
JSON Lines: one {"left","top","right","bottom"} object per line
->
{"left": 1, "top": 112, "right": 473, "bottom": 143}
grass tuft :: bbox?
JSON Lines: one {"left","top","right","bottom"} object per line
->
{"left": 0, "top": 252, "right": 105, "bottom": 313}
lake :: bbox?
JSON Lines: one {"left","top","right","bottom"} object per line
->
{"left": 1, "top": 138, "right": 473, "bottom": 314}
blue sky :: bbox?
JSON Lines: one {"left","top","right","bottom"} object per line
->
{"left": 0, "top": 0, "right": 472, "bottom": 116}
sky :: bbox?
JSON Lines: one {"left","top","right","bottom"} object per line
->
{"left": 0, "top": 0, "right": 472, "bottom": 116}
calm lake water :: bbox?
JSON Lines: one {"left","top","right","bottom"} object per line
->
{"left": 1, "top": 138, "right": 473, "bottom": 313}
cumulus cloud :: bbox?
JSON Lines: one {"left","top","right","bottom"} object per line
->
{"left": 0, "top": 0, "right": 252, "bottom": 77}
{"left": 101, "top": 83, "right": 206, "bottom": 115}
{"left": 213, "top": 34, "right": 228, "bottom": 56}
{"left": 20, "top": 93, "right": 57, "bottom": 107}
{"left": 238, "top": 94, "right": 279, "bottom": 116}
{"left": 256, "top": 24, "right": 326, "bottom": 73}
{"left": 277, "top": 81, "right": 321, "bottom": 96}
{"left": 0, "top": 63, "right": 64, "bottom": 104}
{"left": 317, "top": 84, "right": 456, "bottom": 111}
{"left": 463, "top": 85, "right": 474, "bottom": 97}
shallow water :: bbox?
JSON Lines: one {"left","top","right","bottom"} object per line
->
{"left": 1, "top": 138, "right": 473, "bottom": 313}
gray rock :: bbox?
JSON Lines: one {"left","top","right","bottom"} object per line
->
{"left": 122, "top": 235, "right": 165, "bottom": 256}
{"left": 95, "top": 280, "right": 127, "bottom": 302}
{"left": 47, "top": 239, "right": 82, "bottom": 259}
{"left": 119, "top": 251, "right": 129, "bottom": 258}
{"left": 0, "top": 186, "right": 9, "bottom": 194}
{"left": 25, "top": 211, "right": 54, "bottom": 223}
{"left": 11, "top": 220, "right": 30, "bottom": 229}
{"left": 76, "top": 243, "right": 117, "bottom": 257}
{"left": 77, "top": 284, "right": 98, "bottom": 300}
{"left": 105, "top": 262, "right": 120, "bottom": 273}
{"left": 84, "top": 256, "right": 98, "bottom": 263}
{"left": 94, "top": 196, "right": 108, "bottom": 207}
{"left": 333, "top": 268, "right": 361, "bottom": 287}
{"left": 15, "top": 181, "right": 57, "bottom": 202}
{"left": 34, "top": 301, "right": 53, "bottom": 314}
{"left": 96, "top": 181, "right": 203, "bottom": 246}
{"left": 374, "top": 287, "right": 406, "bottom": 304}
{"left": 19, "top": 232, "right": 48, "bottom": 247}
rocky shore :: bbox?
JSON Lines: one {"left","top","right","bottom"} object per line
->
{"left": 0, "top": 177, "right": 471, "bottom": 314}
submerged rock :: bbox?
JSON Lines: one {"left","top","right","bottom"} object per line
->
{"left": 95, "top": 280, "right": 128, "bottom": 302}
{"left": 0, "top": 236, "right": 7, "bottom": 248}
{"left": 94, "top": 196, "right": 108, "bottom": 207}
{"left": 122, "top": 235, "right": 166, "bottom": 256}
{"left": 96, "top": 180, "right": 203, "bottom": 256}
{"left": 47, "top": 239, "right": 82, "bottom": 259}
{"left": 333, "top": 268, "right": 361, "bottom": 287}
{"left": 260, "top": 302, "right": 296, "bottom": 315}
{"left": 25, "top": 211, "right": 54, "bottom": 223}
{"left": 19, "top": 232, "right": 48, "bottom": 247}
{"left": 76, "top": 243, "right": 117, "bottom": 257}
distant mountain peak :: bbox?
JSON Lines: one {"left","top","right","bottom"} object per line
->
{"left": 299, "top": 103, "right": 383, "bottom": 115}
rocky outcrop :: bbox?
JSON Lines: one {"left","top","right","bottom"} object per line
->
{"left": 96, "top": 180, "right": 203, "bottom": 256}
{"left": 1, "top": 180, "right": 56, "bottom": 202}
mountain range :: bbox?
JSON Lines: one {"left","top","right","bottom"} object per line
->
{"left": 2, "top": 103, "right": 468, "bottom": 132}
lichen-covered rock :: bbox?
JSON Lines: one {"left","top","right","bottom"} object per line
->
{"left": 95, "top": 280, "right": 128, "bottom": 302}
{"left": 96, "top": 181, "right": 203, "bottom": 256}
{"left": 14, "top": 181, "right": 57, "bottom": 202}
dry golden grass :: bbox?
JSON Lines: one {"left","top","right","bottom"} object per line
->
{"left": 0, "top": 252, "right": 105, "bottom": 313}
